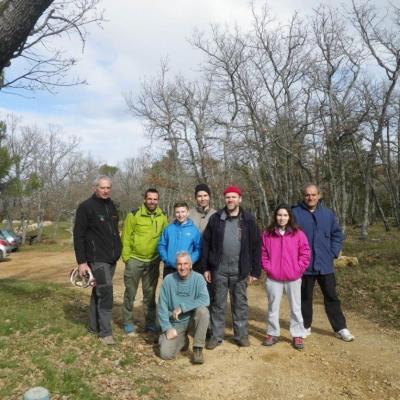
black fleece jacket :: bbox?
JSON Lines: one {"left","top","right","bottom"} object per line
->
{"left": 201, "top": 207, "right": 261, "bottom": 279}
{"left": 73, "top": 193, "right": 122, "bottom": 265}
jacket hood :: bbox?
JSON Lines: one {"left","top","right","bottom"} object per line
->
{"left": 294, "top": 200, "right": 323, "bottom": 212}
{"left": 139, "top": 203, "right": 164, "bottom": 217}
{"left": 173, "top": 218, "right": 195, "bottom": 228}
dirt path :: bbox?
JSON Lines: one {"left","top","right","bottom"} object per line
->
{"left": 1, "top": 250, "right": 399, "bottom": 400}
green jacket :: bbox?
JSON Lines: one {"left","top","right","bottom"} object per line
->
{"left": 121, "top": 204, "right": 168, "bottom": 262}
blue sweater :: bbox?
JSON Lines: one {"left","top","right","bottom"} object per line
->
{"left": 157, "top": 271, "right": 210, "bottom": 332}
{"left": 292, "top": 202, "right": 343, "bottom": 275}
{"left": 157, "top": 219, "right": 201, "bottom": 268}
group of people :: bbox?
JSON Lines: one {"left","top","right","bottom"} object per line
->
{"left": 73, "top": 176, "right": 354, "bottom": 364}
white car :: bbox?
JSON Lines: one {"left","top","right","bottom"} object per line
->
{"left": 0, "top": 238, "right": 11, "bottom": 260}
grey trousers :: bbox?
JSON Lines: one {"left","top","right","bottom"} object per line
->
{"left": 89, "top": 262, "right": 116, "bottom": 337}
{"left": 210, "top": 272, "right": 248, "bottom": 341}
{"left": 122, "top": 257, "right": 160, "bottom": 326}
{"left": 266, "top": 278, "right": 306, "bottom": 338}
{"left": 158, "top": 307, "right": 209, "bottom": 360}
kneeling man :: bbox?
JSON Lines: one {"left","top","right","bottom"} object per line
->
{"left": 157, "top": 251, "right": 210, "bottom": 364}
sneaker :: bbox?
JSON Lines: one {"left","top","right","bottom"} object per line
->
{"left": 293, "top": 337, "right": 304, "bottom": 350}
{"left": 192, "top": 347, "right": 204, "bottom": 364}
{"left": 335, "top": 328, "right": 354, "bottom": 342}
{"left": 262, "top": 335, "right": 279, "bottom": 346}
{"left": 123, "top": 323, "right": 136, "bottom": 336}
{"left": 100, "top": 336, "right": 116, "bottom": 346}
{"left": 236, "top": 336, "right": 250, "bottom": 347}
{"left": 205, "top": 337, "right": 222, "bottom": 350}
{"left": 303, "top": 327, "right": 311, "bottom": 338}
{"left": 144, "top": 323, "right": 160, "bottom": 333}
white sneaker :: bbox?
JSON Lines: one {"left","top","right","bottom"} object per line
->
{"left": 303, "top": 327, "right": 312, "bottom": 338}
{"left": 335, "top": 328, "right": 354, "bottom": 342}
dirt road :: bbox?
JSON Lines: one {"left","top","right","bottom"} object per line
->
{"left": 1, "top": 250, "right": 399, "bottom": 400}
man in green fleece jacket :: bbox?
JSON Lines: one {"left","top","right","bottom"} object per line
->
{"left": 121, "top": 188, "right": 168, "bottom": 335}
{"left": 157, "top": 251, "right": 210, "bottom": 364}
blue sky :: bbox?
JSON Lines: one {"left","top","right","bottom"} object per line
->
{"left": 0, "top": 0, "right": 384, "bottom": 165}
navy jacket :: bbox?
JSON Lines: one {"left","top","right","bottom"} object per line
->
{"left": 292, "top": 202, "right": 342, "bottom": 275}
{"left": 201, "top": 207, "right": 261, "bottom": 279}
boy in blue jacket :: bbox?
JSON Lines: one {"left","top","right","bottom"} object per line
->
{"left": 158, "top": 202, "right": 201, "bottom": 278}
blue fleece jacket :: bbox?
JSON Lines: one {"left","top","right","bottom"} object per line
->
{"left": 292, "top": 202, "right": 343, "bottom": 275}
{"left": 157, "top": 271, "right": 209, "bottom": 332}
{"left": 157, "top": 219, "right": 201, "bottom": 268}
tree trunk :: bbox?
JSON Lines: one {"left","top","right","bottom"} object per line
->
{"left": 0, "top": 0, "right": 54, "bottom": 73}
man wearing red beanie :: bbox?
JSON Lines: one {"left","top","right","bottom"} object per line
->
{"left": 201, "top": 185, "right": 261, "bottom": 349}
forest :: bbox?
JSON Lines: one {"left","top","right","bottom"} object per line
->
{"left": 1, "top": 0, "right": 400, "bottom": 241}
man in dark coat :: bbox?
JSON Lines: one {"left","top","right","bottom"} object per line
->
{"left": 73, "top": 175, "right": 122, "bottom": 345}
{"left": 202, "top": 185, "right": 261, "bottom": 349}
{"left": 292, "top": 184, "right": 354, "bottom": 342}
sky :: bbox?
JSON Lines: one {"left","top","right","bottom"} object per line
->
{"left": 0, "top": 0, "right": 386, "bottom": 165}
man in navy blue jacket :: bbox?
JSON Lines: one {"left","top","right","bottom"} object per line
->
{"left": 292, "top": 184, "right": 354, "bottom": 342}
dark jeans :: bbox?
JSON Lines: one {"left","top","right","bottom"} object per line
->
{"left": 210, "top": 272, "right": 248, "bottom": 341}
{"left": 301, "top": 273, "right": 347, "bottom": 332}
{"left": 89, "top": 262, "right": 116, "bottom": 337}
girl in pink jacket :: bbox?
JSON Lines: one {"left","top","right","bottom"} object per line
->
{"left": 261, "top": 204, "right": 310, "bottom": 350}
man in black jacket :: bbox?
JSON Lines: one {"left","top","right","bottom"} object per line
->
{"left": 73, "top": 175, "right": 122, "bottom": 345}
{"left": 202, "top": 185, "right": 261, "bottom": 349}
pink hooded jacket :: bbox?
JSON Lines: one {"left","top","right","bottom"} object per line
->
{"left": 261, "top": 227, "right": 311, "bottom": 281}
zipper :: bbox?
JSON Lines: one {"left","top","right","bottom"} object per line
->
{"left": 91, "top": 240, "right": 96, "bottom": 262}
{"left": 105, "top": 203, "right": 116, "bottom": 260}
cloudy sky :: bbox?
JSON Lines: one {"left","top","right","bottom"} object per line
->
{"left": 0, "top": 0, "right": 381, "bottom": 165}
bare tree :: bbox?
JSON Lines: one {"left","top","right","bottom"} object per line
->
{"left": 0, "top": 0, "right": 103, "bottom": 91}
{"left": 350, "top": 0, "right": 400, "bottom": 238}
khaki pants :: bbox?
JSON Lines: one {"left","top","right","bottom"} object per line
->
{"left": 158, "top": 307, "right": 209, "bottom": 360}
{"left": 122, "top": 257, "right": 160, "bottom": 326}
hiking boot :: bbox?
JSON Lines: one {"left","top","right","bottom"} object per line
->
{"left": 205, "top": 337, "right": 222, "bottom": 350}
{"left": 335, "top": 328, "right": 354, "bottom": 342}
{"left": 192, "top": 347, "right": 204, "bottom": 364}
{"left": 262, "top": 335, "right": 279, "bottom": 346}
{"left": 123, "top": 323, "right": 136, "bottom": 336}
{"left": 100, "top": 336, "right": 116, "bottom": 346}
{"left": 293, "top": 337, "right": 304, "bottom": 350}
{"left": 236, "top": 336, "right": 250, "bottom": 347}
{"left": 87, "top": 327, "right": 98, "bottom": 336}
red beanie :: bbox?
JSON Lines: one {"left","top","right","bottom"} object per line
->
{"left": 223, "top": 185, "right": 242, "bottom": 196}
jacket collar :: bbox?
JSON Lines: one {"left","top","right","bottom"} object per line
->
{"left": 92, "top": 193, "right": 111, "bottom": 204}
{"left": 219, "top": 207, "right": 243, "bottom": 221}
{"left": 139, "top": 203, "right": 163, "bottom": 216}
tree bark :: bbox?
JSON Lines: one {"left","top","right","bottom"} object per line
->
{"left": 0, "top": 0, "right": 54, "bottom": 73}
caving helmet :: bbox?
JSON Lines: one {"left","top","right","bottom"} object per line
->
{"left": 69, "top": 267, "right": 95, "bottom": 288}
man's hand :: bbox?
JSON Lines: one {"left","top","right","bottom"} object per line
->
{"left": 166, "top": 328, "right": 178, "bottom": 340}
{"left": 79, "top": 263, "right": 90, "bottom": 277}
{"left": 248, "top": 275, "right": 258, "bottom": 284}
{"left": 172, "top": 307, "right": 182, "bottom": 320}
{"left": 204, "top": 271, "right": 212, "bottom": 284}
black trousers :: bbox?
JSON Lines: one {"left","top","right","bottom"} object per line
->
{"left": 301, "top": 273, "right": 347, "bottom": 332}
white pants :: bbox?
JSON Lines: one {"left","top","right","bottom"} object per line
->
{"left": 265, "top": 278, "right": 306, "bottom": 338}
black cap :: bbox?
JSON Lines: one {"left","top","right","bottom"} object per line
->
{"left": 195, "top": 183, "right": 211, "bottom": 197}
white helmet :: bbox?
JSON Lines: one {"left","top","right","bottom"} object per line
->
{"left": 70, "top": 268, "right": 95, "bottom": 288}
